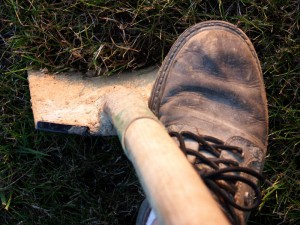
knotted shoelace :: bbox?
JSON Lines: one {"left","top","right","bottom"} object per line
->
{"left": 169, "top": 130, "right": 270, "bottom": 225}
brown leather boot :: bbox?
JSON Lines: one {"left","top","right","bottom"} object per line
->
{"left": 148, "top": 20, "right": 268, "bottom": 225}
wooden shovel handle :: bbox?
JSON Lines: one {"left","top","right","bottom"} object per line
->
{"left": 105, "top": 88, "right": 229, "bottom": 225}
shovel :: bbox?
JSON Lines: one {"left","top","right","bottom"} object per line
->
{"left": 28, "top": 67, "right": 229, "bottom": 225}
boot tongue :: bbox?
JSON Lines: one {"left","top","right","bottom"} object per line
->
{"left": 185, "top": 139, "right": 198, "bottom": 163}
{"left": 185, "top": 138, "right": 217, "bottom": 164}
{"left": 169, "top": 125, "right": 217, "bottom": 164}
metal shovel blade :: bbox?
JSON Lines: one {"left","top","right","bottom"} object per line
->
{"left": 28, "top": 67, "right": 158, "bottom": 136}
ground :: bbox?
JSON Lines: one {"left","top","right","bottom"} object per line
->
{"left": 0, "top": 0, "right": 299, "bottom": 224}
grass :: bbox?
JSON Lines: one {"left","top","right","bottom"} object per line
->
{"left": 1, "top": 0, "right": 300, "bottom": 224}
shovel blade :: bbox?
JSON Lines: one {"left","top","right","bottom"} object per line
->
{"left": 28, "top": 67, "right": 158, "bottom": 136}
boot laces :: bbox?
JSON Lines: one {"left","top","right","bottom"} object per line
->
{"left": 169, "top": 131, "right": 269, "bottom": 225}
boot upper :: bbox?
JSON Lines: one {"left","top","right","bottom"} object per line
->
{"left": 149, "top": 21, "right": 268, "bottom": 225}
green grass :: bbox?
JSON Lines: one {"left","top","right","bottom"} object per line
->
{"left": 1, "top": 0, "right": 300, "bottom": 224}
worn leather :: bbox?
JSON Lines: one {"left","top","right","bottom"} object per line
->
{"left": 149, "top": 21, "right": 268, "bottom": 224}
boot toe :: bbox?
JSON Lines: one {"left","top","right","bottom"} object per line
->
{"left": 150, "top": 21, "right": 268, "bottom": 149}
